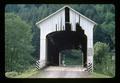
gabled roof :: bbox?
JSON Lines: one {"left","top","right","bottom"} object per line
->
{"left": 36, "top": 5, "right": 97, "bottom": 25}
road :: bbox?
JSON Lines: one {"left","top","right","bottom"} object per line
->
{"left": 29, "top": 66, "right": 92, "bottom": 78}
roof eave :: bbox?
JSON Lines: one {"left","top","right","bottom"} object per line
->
{"left": 36, "top": 6, "right": 67, "bottom": 26}
{"left": 68, "top": 6, "right": 97, "bottom": 25}
{"left": 36, "top": 5, "right": 97, "bottom": 27}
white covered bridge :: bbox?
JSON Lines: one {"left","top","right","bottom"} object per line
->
{"left": 36, "top": 5, "right": 97, "bottom": 72}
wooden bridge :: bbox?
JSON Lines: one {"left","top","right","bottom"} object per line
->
{"left": 35, "top": 5, "right": 97, "bottom": 73}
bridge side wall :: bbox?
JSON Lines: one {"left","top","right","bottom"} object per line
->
{"left": 38, "top": 10, "right": 65, "bottom": 66}
{"left": 70, "top": 10, "right": 94, "bottom": 72}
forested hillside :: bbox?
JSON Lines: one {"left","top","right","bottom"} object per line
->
{"left": 5, "top": 4, "right": 115, "bottom": 77}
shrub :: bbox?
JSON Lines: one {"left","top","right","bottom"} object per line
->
{"left": 5, "top": 71, "right": 19, "bottom": 78}
{"left": 93, "top": 42, "right": 115, "bottom": 77}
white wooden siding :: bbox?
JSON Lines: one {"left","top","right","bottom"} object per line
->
{"left": 36, "top": 6, "right": 96, "bottom": 69}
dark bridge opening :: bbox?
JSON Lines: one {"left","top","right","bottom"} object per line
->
{"left": 46, "top": 24, "right": 87, "bottom": 67}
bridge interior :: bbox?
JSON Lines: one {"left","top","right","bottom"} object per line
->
{"left": 46, "top": 23, "right": 87, "bottom": 67}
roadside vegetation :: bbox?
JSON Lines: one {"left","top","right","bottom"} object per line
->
{"left": 93, "top": 42, "right": 115, "bottom": 77}
{"left": 5, "top": 67, "right": 39, "bottom": 78}
{"left": 90, "top": 72, "right": 112, "bottom": 78}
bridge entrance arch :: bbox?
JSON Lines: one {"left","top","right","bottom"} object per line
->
{"left": 46, "top": 27, "right": 87, "bottom": 67}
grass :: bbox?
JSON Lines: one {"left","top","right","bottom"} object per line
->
{"left": 5, "top": 68, "right": 39, "bottom": 78}
{"left": 90, "top": 72, "right": 112, "bottom": 78}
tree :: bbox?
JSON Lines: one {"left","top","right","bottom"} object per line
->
{"left": 94, "top": 24, "right": 114, "bottom": 50}
{"left": 94, "top": 42, "right": 110, "bottom": 64}
{"left": 94, "top": 42, "right": 115, "bottom": 76}
{"left": 5, "top": 13, "right": 35, "bottom": 72}
{"left": 5, "top": 4, "right": 20, "bottom": 13}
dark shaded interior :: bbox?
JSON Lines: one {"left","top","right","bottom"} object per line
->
{"left": 46, "top": 23, "right": 87, "bottom": 67}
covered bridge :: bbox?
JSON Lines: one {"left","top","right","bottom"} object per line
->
{"left": 36, "top": 5, "right": 97, "bottom": 72}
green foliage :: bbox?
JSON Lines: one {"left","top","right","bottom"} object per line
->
{"left": 94, "top": 42, "right": 115, "bottom": 77}
{"left": 90, "top": 72, "right": 111, "bottom": 78}
{"left": 5, "top": 13, "right": 35, "bottom": 72}
{"left": 60, "top": 49, "right": 83, "bottom": 66}
{"left": 94, "top": 42, "right": 109, "bottom": 63}
{"left": 93, "top": 4, "right": 115, "bottom": 50}
{"left": 5, "top": 71, "right": 19, "bottom": 78}
{"left": 5, "top": 67, "right": 38, "bottom": 78}
{"left": 93, "top": 25, "right": 113, "bottom": 49}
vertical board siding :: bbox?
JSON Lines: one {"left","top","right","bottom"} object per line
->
{"left": 70, "top": 10, "right": 76, "bottom": 31}
{"left": 40, "top": 9, "right": 65, "bottom": 38}
{"left": 37, "top": 7, "right": 96, "bottom": 70}
{"left": 39, "top": 9, "right": 65, "bottom": 60}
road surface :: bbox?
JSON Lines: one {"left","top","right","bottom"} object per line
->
{"left": 30, "top": 66, "right": 92, "bottom": 78}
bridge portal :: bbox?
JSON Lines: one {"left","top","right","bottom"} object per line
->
{"left": 36, "top": 5, "right": 97, "bottom": 72}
